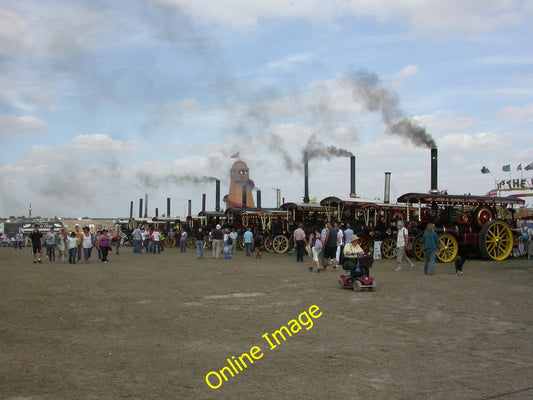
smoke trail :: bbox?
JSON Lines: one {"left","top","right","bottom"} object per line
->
{"left": 304, "top": 133, "right": 354, "bottom": 161}
{"left": 346, "top": 69, "right": 437, "bottom": 149}
{"left": 136, "top": 172, "right": 219, "bottom": 189}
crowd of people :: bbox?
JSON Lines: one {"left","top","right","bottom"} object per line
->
{"left": 25, "top": 224, "right": 123, "bottom": 264}
{"left": 9, "top": 218, "right": 533, "bottom": 268}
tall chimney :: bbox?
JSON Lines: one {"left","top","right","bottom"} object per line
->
{"left": 166, "top": 198, "right": 171, "bottom": 217}
{"left": 188, "top": 200, "right": 192, "bottom": 217}
{"left": 242, "top": 185, "right": 247, "bottom": 209}
{"left": 276, "top": 189, "right": 281, "bottom": 208}
{"left": 138, "top": 198, "right": 143, "bottom": 218}
{"left": 144, "top": 194, "right": 148, "bottom": 218}
{"left": 384, "top": 172, "right": 391, "bottom": 204}
{"left": 130, "top": 201, "right": 133, "bottom": 219}
{"left": 430, "top": 148, "right": 438, "bottom": 193}
{"left": 155, "top": 207, "right": 159, "bottom": 217}
{"left": 215, "top": 180, "right": 220, "bottom": 211}
{"left": 256, "top": 190, "right": 262, "bottom": 209}
{"left": 303, "top": 151, "right": 310, "bottom": 203}
{"left": 202, "top": 193, "right": 206, "bottom": 213}
{"left": 350, "top": 156, "right": 356, "bottom": 197}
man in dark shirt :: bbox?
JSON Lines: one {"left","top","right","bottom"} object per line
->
{"left": 28, "top": 224, "right": 44, "bottom": 264}
{"left": 322, "top": 222, "right": 338, "bottom": 271}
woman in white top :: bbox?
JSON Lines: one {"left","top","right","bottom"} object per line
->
{"left": 82, "top": 226, "right": 94, "bottom": 263}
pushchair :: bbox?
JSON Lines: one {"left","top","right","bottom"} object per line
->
{"left": 338, "top": 253, "right": 376, "bottom": 292}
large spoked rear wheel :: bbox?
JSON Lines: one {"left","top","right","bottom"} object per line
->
{"left": 477, "top": 220, "right": 514, "bottom": 261}
{"left": 263, "top": 236, "right": 274, "bottom": 253}
{"left": 272, "top": 235, "right": 290, "bottom": 253}
{"left": 412, "top": 234, "right": 425, "bottom": 261}
{"left": 381, "top": 237, "right": 397, "bottom": 259}
{"left": 436, "top": 233, "right": 458, "bottom": 263}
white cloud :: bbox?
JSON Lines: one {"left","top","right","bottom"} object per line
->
{"left": 394, "top": 65, "right": 419, "bottom": 80}
{"left": 497, "top": 104, "right": 533, "bottom": 120}
{"left": 154, "top": 0, "right": 531, "bottom": 33}
{"left": 0, "top": 115, "right": 50, "bottom": 136}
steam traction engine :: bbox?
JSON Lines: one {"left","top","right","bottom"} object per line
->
{"left": 396, "top": 192, "right": 525, "bottom": 262}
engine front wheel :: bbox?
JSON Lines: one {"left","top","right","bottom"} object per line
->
{"left": 436, "top": 233, "right": 458, "bottom": 263}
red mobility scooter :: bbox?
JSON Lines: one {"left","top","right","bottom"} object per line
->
{"left": 338, "top": 253, "right": 376, "bottom": 292}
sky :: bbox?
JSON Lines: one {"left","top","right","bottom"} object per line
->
{"left": 1, "top": 0, "right": 533, "bottom": 219}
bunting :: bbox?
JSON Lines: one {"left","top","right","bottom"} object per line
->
{"left": 502, "top": 164, "right": 511, "bottom": 172}
{"left": 485, "top": 189, "right": 497, "bottom": 197}
{"left": 517, "top": 163, "right": 522, "bottom": 171}
{"left": 525, "top": 162, "right": 533, "bottom": 171}
{"left": 230, "top": 152, "right": 240, "bottom": 158}
{"left": 481, "top": 166, "right": 491, "bottom": 174}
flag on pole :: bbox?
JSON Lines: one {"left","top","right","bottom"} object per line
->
{"left": 525, "top": 162, "right": 533, "bottom": 171}
{"left": 485, "top": 189, "right": 497, "bottom": 197}
{"left": 481, "top": 166, "right": 491, "bottom": 174}
{"left": 502, "top": 164, "right": 511, "bottom": 172}
{"left": 517, "top": 163, "right": 522, "bottom": 171}
{"left": 230, "top": 152, "right": 240, "bottom": 158}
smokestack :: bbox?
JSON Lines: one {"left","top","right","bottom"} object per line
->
{"left": 384, "top": 172, "right": 391, "bottom": 204}
{"left": 188, "top": 200, "right": 192, "bottom": 217}
{"left": 130, "top": 201, "right": 133, "bottom": 219}
{"left": 144, "top": 194, "right": 148, "bottom": 218}
{"left": 215, "top": 180, "right": 220, "bottom": 212}
{"left": 350, "top": 156, "right": 356, "bottom": 197}
{"left": 430, "top": 148, "right": 438, "bottom": 193}
{"left": 257, "top": 190, "right": 262, "bottom": 209}
{"left": 139, "top": 198, "right": 143, "bottom": 218}
{"left": 242, "top": 185, "right": 247, "bottom": 209}
{"left": 166, "top": 198, "right": 171, "bottom": 217}
{"left": 276, "top": 189, "right": 281, "bottom": 208}
{"left": 303, "top": 151, "right": 310, "bottom": 203}
{"left": 202, "top": 193, "right": 206, "bottom": 213}
{"left": 155, "top": 208, "right": 159, "bottom": 217}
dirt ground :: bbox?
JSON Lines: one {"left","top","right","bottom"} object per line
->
{"left": 1, "top": 245, "right": 532, "bottom": 400}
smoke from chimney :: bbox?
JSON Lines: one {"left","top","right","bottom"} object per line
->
{"left": 346, "top": 69, "right": 437, "bottom": 149}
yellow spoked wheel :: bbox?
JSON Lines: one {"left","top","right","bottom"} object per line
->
{"left": 272, "top": 235, "right": 290, "bottom": 253}
{"left": 186, "top": 236, "right": 196, "bottom": 249}
{"left": 436, "top": 233, "right": 458, "bottom": 263}
{"left": 164, "top": 237, "right": 177, "bottom": 248}
{"left": 412, "top": 234, "right": 425, "bottom": 261}
{"left": 477, "top": 220, "right": 514, "bottom": 261}
{"left": 381, "top": 237, "right": 397, "bottom": 259}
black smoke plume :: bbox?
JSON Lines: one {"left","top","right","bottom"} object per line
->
{"left": 346, "top": 69, "right": 437, "bottom": 149}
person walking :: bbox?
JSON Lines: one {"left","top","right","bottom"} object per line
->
{"left": 211, "top": 224, "right": 224, "bottom": 259}
{"left": 74, "top": 225, "right": 83, "bottom": 263}
{"left": 132, "top": 225, "right": 143, "bottom": 254}
{"left": 422, "top": 223, "right": 439, "bottom": 275}
{"left": 308, "top": 228, "right": 323, "bottom": 272}
{"left": 243, "top": 227, "right": 253, "bottom": 257}
{"left": 29, "top": 224, "right": 44, "bottom": 264}
{"left": 395, "top": 220, "right": 415, "bottom": 271}
{"left": 44, "top": 227, "right": 57, "bottom": 263}
{"left": 254, "top": 228, "right": 263, "bottom": 258}
{"left": 229, "top": 228, "right": 238, "bottom": 254}
{"left": 195, "top": 227, "right": 205, "bottom": 259}
{"left": 82, "top": 226, "right": 95, "bottom": 263}
{"left": 293, "top": 224, "right": 306, "bottom": 262}
{"left": 56, "top": 228, "right": 67, "bottom": 263}
{"left": 97, "top": 229, "right": 112, "bottom": 263}
{"left": 152, "top": 227, "right": 161, "bottom": 254}
{"left": 322, "top": 222, "right": 338, "bottom": 271}
{"left": 67, "top": 232, "right": 77, "bottom": 264}
{"left": 180, "top": 229, "right": 188, "bottom": 252}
